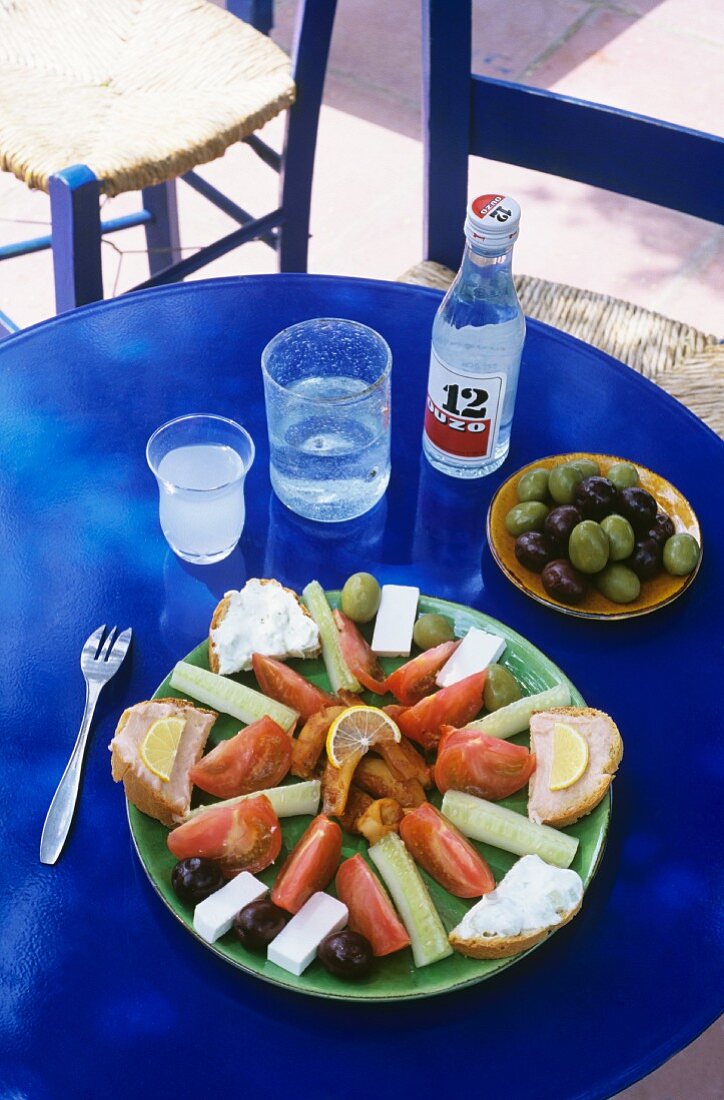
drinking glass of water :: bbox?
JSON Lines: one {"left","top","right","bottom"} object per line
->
{"left": 146, "top": 414, "right": 255, "bottom": 563}
{"left": 262, "top": 318, "right": 391, "bottom": 522}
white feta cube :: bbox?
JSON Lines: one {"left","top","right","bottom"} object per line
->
{"left": 371, "top": 585, "right": 419, "bottom": 657}
{"left": 436, "top": 626, "right": 506, "bottom": 687}
{"left": 267, "top": 892, "right": 348, "bottom": 976}
{"left": 193, "top": 872, "right": 268, "bottom": 944}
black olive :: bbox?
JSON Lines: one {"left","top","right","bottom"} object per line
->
{"left": 541, "top": 559, "right": 587, "bottom": 604}
{"left": 629, "top": 538, "right": 662, "bottom": 580}
{"left": 618, "top": 487, "right": 658, "bottom": 535}
{"left": 573, "top": 477, "right": 618, "bottom": 521}
{"left": 234, "top": 900, "right": 289, "bottom": 951}
{"left": 543, "top": 505, "right": 582, "bottom": 551}
{"left": 171, "top": 858, "right": 225, "bottom": 905}
{"left": 318, "top": 930, "right": 373, "bottom": 980}
{"left": 515, "top": 531, "right": 554, "bottom": 572}
{"left": 648, "top": 512, "right": 675, "bottom": 547}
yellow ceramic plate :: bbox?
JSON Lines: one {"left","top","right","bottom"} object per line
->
{"left": 487, "top": 453, "right": 702, "bottom": 621}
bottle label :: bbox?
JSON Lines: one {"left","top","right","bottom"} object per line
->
{"left": 424, "top": 347, "right": 507, "bottom": 461}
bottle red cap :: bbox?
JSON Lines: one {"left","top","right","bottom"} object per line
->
{"left": 465, "top": 194, "right": 521, "bottom": 248}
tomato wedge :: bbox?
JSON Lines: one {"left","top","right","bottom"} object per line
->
{"left": 396, "top": 671, "right": 487, "bottom": 750}
{"left": 333, "top": 610, "right": 387, "bottom": 694}
{"left": 399, "top": 803, "right": 495, "bottom": 898}
{"left": 271, "top": 814, "right": 342, "bottom": 914}
{"left": 252, "top": 653, "right": 337, "bottom": 720}
{"left": 167, "top": 795, "right": 281, "bottom": 878}
{"left": 189, "top": 716, "right": 291, "bottom": 799}
{"left": 336, "top": 854, "right": 410, "bottom": 956}
{"left": 434, "top": 726, "right": 536, "bottom": 801}
{"left": 384, "top": 640, "right": 460, "bottom": 706}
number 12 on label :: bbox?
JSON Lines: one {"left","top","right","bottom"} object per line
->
{"left": 441, "top": 384, "right": 489, "bottom": 418}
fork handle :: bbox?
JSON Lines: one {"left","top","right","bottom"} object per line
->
{"left": 40, "top": 680, "right": 103, "bottom": 865}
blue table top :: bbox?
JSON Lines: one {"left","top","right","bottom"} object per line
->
{"left": 0, "top": 275, "right": 721, "bottom": 1100}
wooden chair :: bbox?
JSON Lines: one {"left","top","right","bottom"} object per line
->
{"left": 0, "top": 0, "right": 336, "bottom": 332}
{"left": 401, "top": 0, "right": 724, "bottom": 435}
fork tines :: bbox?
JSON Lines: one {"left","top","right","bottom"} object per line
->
{"left": 83, "top": 624, "right": 132, "bottom": 665}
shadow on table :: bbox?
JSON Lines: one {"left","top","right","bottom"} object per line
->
{"left": 157, "top": 457, "right": 499, "bottom": 650}
{"left": 263, "top": 493, "right": 388, "bottom": 592}
{"left": 158, "top": 546, "right": 248, "bottom": 655}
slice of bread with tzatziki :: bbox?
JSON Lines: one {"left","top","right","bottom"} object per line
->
{"left": 209, "top": 578, "right": 321, "bottom": 675}
{"left": 449, "top": 854, "right": 583, "bottom": 959}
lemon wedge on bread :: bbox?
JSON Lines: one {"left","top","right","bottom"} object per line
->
{"left": 141, "top": 716, "right": 186, "bottom": 781}
{"left": 110, "top": 699, "right": 216, "bottom": 827}
{"left": 528, "top": 707, "right": 622, "bottom": 828}
{"left": 549, "top": 722, "right": 589, "bottom": 790}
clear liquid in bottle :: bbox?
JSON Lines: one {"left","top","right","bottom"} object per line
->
{"left": 423, "top": 194, "right": 526, "bottom": 479}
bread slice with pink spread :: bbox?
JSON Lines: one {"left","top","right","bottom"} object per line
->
{"left": 110, "top": 698, "right": 216, "bottom": 826}
{"left": 528, "top": 707, "right": 623, "bottom": 828}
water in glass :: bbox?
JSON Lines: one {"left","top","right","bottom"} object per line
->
{"left": 262, "top": 319, "right": 391, "bottom": 523}
{"left": 269, "top": 375, "right": 389, "bottom": 523}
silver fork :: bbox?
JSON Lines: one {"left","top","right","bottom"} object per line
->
{"left": 40, "top": 624, "right": 132, "bottom": 865}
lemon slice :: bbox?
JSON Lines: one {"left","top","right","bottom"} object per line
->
{"left": 549, "top": 722, "right": 589, "bottom": 791}
{"left": 326, "top": 706, "right": 401, "bottom": 768}
{"left": 141, "top": 716, "right": 186, "bottom": 781}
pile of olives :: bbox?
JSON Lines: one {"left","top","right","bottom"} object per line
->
{"left": 236, "top": 903, "right": 374, "bottom": 980}
{"left": 505, "top": 458, "right": 700, "bottom": 605}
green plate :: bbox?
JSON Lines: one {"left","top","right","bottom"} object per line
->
{"left": 129, "top": 593, "right": 610, "bottom": 1001}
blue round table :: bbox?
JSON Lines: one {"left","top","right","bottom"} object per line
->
{"left": 0, "top": 276, "right": 721, "bottom": 1100}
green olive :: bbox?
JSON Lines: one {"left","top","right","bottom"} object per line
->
{"left": 663, "top": 533, "right": 700, "bottom": 576}
{"left": 413, "top": 613, "right": 455, "bottom": 650}
{"left": 516, "top": 468, "right": 550, "bottom": 503}
{"left": 568, "top": 520, "right": 610, "bottom": 574}
{"left": 595, "top": 563, "right": 641, "bottom": 604}
{"left": 548, "top": 463, "right": 584, "bottom": 504}
{"left": 567, "top": 458, "right": 600, "bottom": 479}
{"left": 340, "top": 572, "right": 381, "bottom": 623}
{"left": 607, "top": 462, "right": 639, "bottom": 491}
{"left": 504, "top": 501, "right": 549, "bottom": 537}
{"left": 484, "top": 665, "right": 523, "bottom": 711}
{"left": 600, "top": 514, "right": 635, "bottom": 562}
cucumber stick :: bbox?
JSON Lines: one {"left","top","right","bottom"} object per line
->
{"left": 464, "top": 683, "right": 571, "bottom": 739}
{"left": 186, "top": 780, "right": 320, "bottom": 821}
{"left": 442, "top": 790, "right": 578, "bottom": 868}
{"left": 170, "top": 661, "right": 298, "bottom": 731}
{"left": 369, "top": 833, "right": 452, "bottom": 967}
{"left": 302, "top": 580, "right": 361, "bottom": 694}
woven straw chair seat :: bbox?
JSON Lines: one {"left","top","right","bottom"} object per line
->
{"left": 0, "top": 0, "right": 295, "bottom": 197}
{"left": 401, "top": 261, "right": 723, "bottom": 437}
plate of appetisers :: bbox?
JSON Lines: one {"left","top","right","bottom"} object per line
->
{"left": 487, "top": 453, "right": 702, "bottom": 621}
{"left": 110, "top": 575, "right": 623, "bottom": 1001}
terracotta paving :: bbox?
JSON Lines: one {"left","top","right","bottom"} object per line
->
{"left": 1, "top": 0, "right": 722, "bottom": 338}
{"left": 0, "top": 2, "right": 721, "bottom": 1089}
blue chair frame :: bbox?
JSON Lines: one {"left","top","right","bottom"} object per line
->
{"left": 423, "top": 0, "right": 724, "bottom": 273}
{"left": 0, "top": 0, "right": 336, "bottom": 335}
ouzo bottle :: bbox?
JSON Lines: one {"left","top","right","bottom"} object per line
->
{"left": 422, "top": 194, "right": 525, "bottom": 478}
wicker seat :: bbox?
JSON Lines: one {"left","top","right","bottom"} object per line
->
{"left": 400, "top": 261, "right": 723, "bottom": 438}
{"left": 0, "top": 0, "right": 296, "bottom": 198}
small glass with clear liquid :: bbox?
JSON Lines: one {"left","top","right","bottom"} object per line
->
{"left": 146, "top": 414, "right": 255, "bottom": 563}
{"left": 262, "top": 318, "right": 392, "bottom": 522}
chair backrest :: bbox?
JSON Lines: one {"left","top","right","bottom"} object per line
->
{"left": 423, "top": 0, "right": 724, "bottom": 271}
{"left": 228, "top": 1, "right": 273, "bottom": 36}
